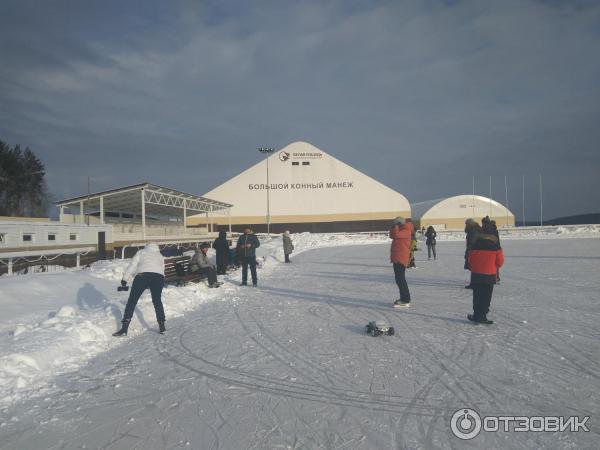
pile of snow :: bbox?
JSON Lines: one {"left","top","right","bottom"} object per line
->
{"left": 0, "top": 232, "right": 386, "bottom": 407}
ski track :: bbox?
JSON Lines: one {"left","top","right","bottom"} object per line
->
{"left": 1, "top": 239, "right": 599, "bottom": 449}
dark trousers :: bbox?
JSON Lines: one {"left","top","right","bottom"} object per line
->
{"left": 472, "top": 283, "right": 494, "bottom": 320}
{"left": 427, "top": 243, "right": 436, "bottom": 259}
{"left": 198, "top": 266, "right": 218, "bottom": 285}
{"left": 393, "top": 263, "right": 411, "bottom": 302}
{"left": 284, "top": 253, "right": 290, "bottom": 263}
{"left": 241, "top": 256, "right": 257, "bottom": 285}
{"left": 124, "top": 273, "right": 165, "bottom": 322}
{"left": 217, "top": 264, "right": 227, "bottom": 275}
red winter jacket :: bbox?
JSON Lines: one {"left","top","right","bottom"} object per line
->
{"left": 390, "top": 223, "right": 412, "bottom": 267}
{"left": 467, "top": 233, "right": 504, "bottom": 284}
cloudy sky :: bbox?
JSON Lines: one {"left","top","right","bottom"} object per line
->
{"left": 1, "top": 0, "right": 599, "bottom": 221}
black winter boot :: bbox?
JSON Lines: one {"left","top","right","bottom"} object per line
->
{"left": 158, "top": 321, "right": 166, "bottom": 334}
{"left": 112, "top": 319, "right": 130, "bottom": 337}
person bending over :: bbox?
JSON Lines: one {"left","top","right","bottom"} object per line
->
{"left": 114, "top": 242, "right": 166, "bottom": 336}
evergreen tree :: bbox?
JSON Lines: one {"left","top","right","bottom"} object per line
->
{"left": 0, "top": 139, "right": 50, "bottom": 217}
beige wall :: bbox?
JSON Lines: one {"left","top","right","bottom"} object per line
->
{"left": 0, "top": 216, "right": 50, "bottom": 222}
{"left": 188, "top": 210, "right": 410, "bottom": 227}
{"left": 419, "top": 215, "right": 515, "bottom": 231}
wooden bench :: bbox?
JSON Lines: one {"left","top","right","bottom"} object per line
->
{"left": 164, "top": 256, "right": 206, "bottom": 286}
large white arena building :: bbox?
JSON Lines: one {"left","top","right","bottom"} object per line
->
{"left": 189, "top": 142, "right": 410, "bottom": 232}
{"left": 412, "top": 195, "right": 516, "bottom": 230}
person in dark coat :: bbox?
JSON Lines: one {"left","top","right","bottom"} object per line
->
{"left": 464, "top": 218, "right": 480, "bottom": 288}
{"left": 282, "top": 230, "right": 294, "bottom": 263}
{"left": 212, "top": 230, "right": 230, "bottom": 274}
{"left": 236, "top": 228, "right": 260, "bottom": 286}
{"left": 407, "top": 218, "right": 417, "bottom": 268}
{"left": 425, "top": 225, "right": 437, "bottom": 260}
{"left": 482, "top": 218, "right": 501, "bottom": 283}
{"left": 467, "top": 230, "right": 504, "bottom": 324}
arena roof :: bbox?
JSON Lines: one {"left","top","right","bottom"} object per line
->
{"left": 56, "top": 182, "right": 232, "bottom": 218}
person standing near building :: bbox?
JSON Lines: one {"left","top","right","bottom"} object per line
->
{"left": 113, "top": 242, "right": 166, "bottom": 336}
{"left": 482, "top": 218, "right": 501, "bottom": 283}
{"left": 190, "top": 243, "right": 221, "bottom": 287}
{"left": 464, "top": 218, "right": 480, "bottom": 289}
{"left": 282, "top": 230, "right": 294, "bottom": 263}
{"left": 212, "top": 230, "right": 230, "bottom": 275}
{"left": 390, "top": 217, "right": 412, "bottom": 308}
{"left": 425, "top": 225, "right": 437, "bottom": 260}
{"left": 467, "top": 227, "right": 504, "bottom": 324}
{"left": 237, "top": 228, "right": 260, "bottom": 286}
{"left": 407, "top": 219, "right": 418, "bottom": 268}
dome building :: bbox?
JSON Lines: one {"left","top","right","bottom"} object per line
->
{"left": 412, "top": 195, "right": 515, "bottom": 230}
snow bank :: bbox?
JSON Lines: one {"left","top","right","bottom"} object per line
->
{"left": 430, "top": 224, "right": 600, "bottom": 241}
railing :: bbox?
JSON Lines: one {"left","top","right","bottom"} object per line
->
{"left": 0, "top": 247, "right": 97, "bottom": 276}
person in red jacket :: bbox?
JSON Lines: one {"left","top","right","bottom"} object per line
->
{"left": 467, "top": 228, "right": 505, "bottom": 324}
{"left": 389, "top": 216, "right": 412, "bottom": 307}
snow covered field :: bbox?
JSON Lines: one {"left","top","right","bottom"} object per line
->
{"left": 1, "top": 232, "right": 599, "bottom": 449}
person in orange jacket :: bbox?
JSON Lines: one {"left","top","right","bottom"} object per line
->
{"left": 389, "top": 216, "right": 413, "bottom": 307}
{"left": 467, "top": 226, "right": 505, "bottom": 324}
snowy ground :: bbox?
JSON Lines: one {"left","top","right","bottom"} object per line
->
{"left": 1, "top": 234, "right": 599, "bottom": 449}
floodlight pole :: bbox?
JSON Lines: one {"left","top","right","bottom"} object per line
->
{"left": 539, "top": 174, "right": 543, "bottom": 226}
{"left": 258, "top": 147, "right": 274, "bottom": 236}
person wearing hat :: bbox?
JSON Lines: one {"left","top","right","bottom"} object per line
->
{"left": 464, "top": 218, "right": 481, "bottom": 288}
{"left": 467, "top": 225, "right": 504, "bottom": 324}
{"left": 212, "top": 230, "right": 231, "bottom": 275}
{"left": 389, "top": 216, "right": 413, "bottom": 307}
{"left": 190, "top": 243, "right": 221, "bottom": 288}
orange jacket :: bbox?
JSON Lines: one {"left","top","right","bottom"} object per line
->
{"left": 390, "top": 223, "right": 412, "bottom": 266}
{"left": 467, "top": 233, "right": 505, "bottom": 284}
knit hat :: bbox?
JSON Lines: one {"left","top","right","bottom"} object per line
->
{"left": 392, "top": 216, "right": 405, "bottom": 225}
{"left": 200, "top": 242, "right": 210, "bottom": 249}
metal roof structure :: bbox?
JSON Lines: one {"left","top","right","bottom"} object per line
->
{"left": 56, "top": 182, "right": 232, "bottom": 217}
{"left": 56, "top": 183, "right": 232, "bottom": 239}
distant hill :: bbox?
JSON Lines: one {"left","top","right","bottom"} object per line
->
{"left": 544, "top": 213, "right": 600, "bottom": 225}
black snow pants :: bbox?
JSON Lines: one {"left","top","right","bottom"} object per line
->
{"left": 241, "top": 256, "right": 257, "bottom": 285}
{"left": 427, "top": 243, "right": 436, "bottom": 259}
{"left": 124, "top": 272, "right": 165, "bottom": 322}
{"left": 472, "top": 283, "right": 494, "bottom": 321}
{"left": 393, "top": 263, "right": 411, "bottom": 303}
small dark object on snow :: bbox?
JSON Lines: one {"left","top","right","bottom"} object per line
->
{"left": 118, "top": 280, "right": 129, "bottom": 292}
{"left": 365, "top": 321, "right": 395, "bottom": 337}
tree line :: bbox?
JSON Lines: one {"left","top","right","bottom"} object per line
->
{"left": 0, "top": 139, "right": 50, "bottom": 217}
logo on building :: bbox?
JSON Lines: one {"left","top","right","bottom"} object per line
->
{"left": 279, "top": 151, "right": 290, "bottom": 162}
